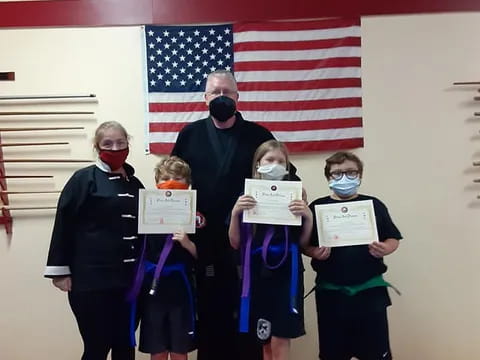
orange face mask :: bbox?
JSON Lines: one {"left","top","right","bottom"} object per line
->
{"left": 156, "top": 180, "right": 189, "bottom": 190}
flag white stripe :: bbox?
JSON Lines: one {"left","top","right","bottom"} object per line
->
{"left": 240, "top": 88, "right": 361, "bottom": 101}
{"left": 149, "top": 92, "right": 205, "bottom": 103}
{"left": 234, "top": 47, "right": 361, "bottom": 62}
{"left": 233, "top": 26, "right": 361, "bottom": 43}
{"left": 149, "top": 88, "right": 361, "bottom": 103}
{"left": 150, "top": 132, "right": 182, "bottom": 143}
{"left": 149, "top": 111, "right": 209, "bottom": 123}
{"left": 242, "top": 108, "right": 362, "bottom": 121}
{"left": 236, "top": 67, "right": 361, "bottom": 82}
{"left": 148, "top": 107, "right": 362, "bottom": 123}
{"left": 149, "top": 127, "right": 363, "bottom": 144}
{"left": 274, "top": 127, "right": 363, "bottom": 142}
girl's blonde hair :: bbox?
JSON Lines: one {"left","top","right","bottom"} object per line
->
{"left": 251, "top": 140, "right": 290, "bottom": 179}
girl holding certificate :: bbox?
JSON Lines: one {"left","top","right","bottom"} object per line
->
{"left": 304, "top": 151, "right": 402, "bottom": 360}
{"left": 229, "top": 140, "right": 313, "bottom": 360}
{"left": 132, "top": 156, "right": 197, "bottom": 360}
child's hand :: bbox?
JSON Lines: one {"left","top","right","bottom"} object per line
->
{"left": 288, "top": 199, "right": 312, "bottom": 219}
{"left": 232, "top": 195, "right": 257, "bottom": 217}
{"left": 368, "top": 238, "right": 399, "bottom": 258}
{"left": 172, "top": 230, "right": 189, "bottom": 246}
{"left": 172, "top": 230, "right": 197, "bottom": 258}
{"left": 312, "top": 247, "right": 331, "bottom": 261}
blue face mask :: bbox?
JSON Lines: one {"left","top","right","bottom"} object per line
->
{"left": 328, "top": 175, "right": 360, "bottom": 197}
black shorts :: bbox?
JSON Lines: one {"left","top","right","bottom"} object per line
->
{"left": 250, "top": 259, "right": 305, "bottom": 342}
{"left": 139, "top": 294, "right": 195, "bottom": 354}
{"left": 315, "top": 288, "right": 392, "bottom": 360}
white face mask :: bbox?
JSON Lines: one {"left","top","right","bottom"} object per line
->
{"left": 257, "top": 163, "right": 288, "bottom": 180}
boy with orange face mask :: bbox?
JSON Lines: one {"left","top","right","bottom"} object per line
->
{"left": 134, "top": 156, "right": 198, "bottom": 360}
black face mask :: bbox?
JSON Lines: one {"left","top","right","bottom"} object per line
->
{"left": 209, "top": 96, "right": 236, "bottom": 122}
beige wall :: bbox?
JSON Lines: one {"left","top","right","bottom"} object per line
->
{"left": 1, "top": 13, "right": 480, "bottom": 359}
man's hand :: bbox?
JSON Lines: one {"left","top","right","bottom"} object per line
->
{"left": 52, "top": 276, "right": 72, "bottom": 292}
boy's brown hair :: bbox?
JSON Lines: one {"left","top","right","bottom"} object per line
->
{"left": 324, "top": 151, "right": 364, "bottom": 179}
{"left": 154, "top": 156, "right": 191, "bottom": 184}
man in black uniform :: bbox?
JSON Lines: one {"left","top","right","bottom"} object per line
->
{"left": 172, "top": 70, "right": 295, "bottom": 360}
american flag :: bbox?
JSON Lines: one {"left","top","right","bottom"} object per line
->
{"left": 145, "top": 18, "right": 363, "bottom": 154}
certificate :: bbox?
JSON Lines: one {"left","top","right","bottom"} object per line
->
{"left": 243, "top": 179, "right": 302, "bottom": 226}
{"left": 314, "top": 200, "right": 378, "bottom": 247}
{"left": 138, "top": 189, "right": 196, "bottom": 234}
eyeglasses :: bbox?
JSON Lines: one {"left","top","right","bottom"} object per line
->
{"left": 329, "top": 170, "right": 360, "bottom": 180}
{"left": 206, "top": 89, "right": 237, "bottom": 96}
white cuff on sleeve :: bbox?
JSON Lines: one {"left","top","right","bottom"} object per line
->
{"left": 44, "top": 265, "right": 71, "bottom": 277}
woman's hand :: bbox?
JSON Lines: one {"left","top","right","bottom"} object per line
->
{"left": 52, "top": 276, "right": 72, "bottom": 292}
{"left": 232, "top": 195, "right": 257, "bottom": 217}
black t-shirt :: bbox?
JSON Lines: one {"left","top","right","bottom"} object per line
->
{"left": 309, "top": 194, "right": 402, "bottom": 286}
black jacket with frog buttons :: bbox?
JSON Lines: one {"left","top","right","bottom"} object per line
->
{"left": 44, "top": 162, "right": 144, "bottom": 292}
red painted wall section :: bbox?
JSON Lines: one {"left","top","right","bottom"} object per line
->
{"left": 0, "top": 0, "right": 153, "bottom": 27}
{"left": 0, "top": 0, "right": 479, "bottom": 27}
{"left": 152, "top": 0, "right": 480, "bottom": 24}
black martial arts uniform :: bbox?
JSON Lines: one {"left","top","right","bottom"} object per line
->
{"left": 172, "top": 112, "right": 282, "bottom": 360}
{"left": 44, "top": 162, "right": 143, "bottom": 360}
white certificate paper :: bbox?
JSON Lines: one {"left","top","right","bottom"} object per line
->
{"left": 243, "top": 179, "right": 302, "bottom": 226}
{"left": 138, "top": 189, "right": 197, "bottom": 234}
{"left": 314, "top": 200, "right": 378, "bottom": 247}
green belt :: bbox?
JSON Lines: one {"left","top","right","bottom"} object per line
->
{"left": 316, "top": 275, "right": 401, "bottom": 296}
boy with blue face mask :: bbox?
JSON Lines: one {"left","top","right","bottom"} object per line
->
{"left": 304, "top": 151, "right": 402, "bottom": 360}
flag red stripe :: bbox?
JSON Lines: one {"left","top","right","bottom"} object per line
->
{"left": 236, "top": 78, "right": 362, "bottom": 91}
{"left": 235, "top": 57, "right": 361, "bottom": 71}
{"left": 238, "top": 98, "right": 361, "bottom": 111}
{"left": 233, "top": 19, "right": 360, "bottom": 33}
{"left": 149, "top": 137, "right": 364, "bottom": 155}
{"left": 284, "top": 138, "right": 364, "bottom": 153}
{"left": 150, "top": 98, "right": 360, "bottom": 112}
{"left": 149, "top": 118, "right": 363, "bottom": 132}
{"left": 234, "top": 37, "right": 361, "bottom": 52}
{"left": 148, "top": 97, "right": 362, "bottom": 112}
{"left": 258, "top": 118, "right": 362, "bottom": 131}
{"left": 149, "top": 102, "right": 206, "bottom": 112}
{"left": 150, "top": 143, "right": 174, "bottom": 154}
{"left": 150, "top": 122, "right": 189, "bottom": 132}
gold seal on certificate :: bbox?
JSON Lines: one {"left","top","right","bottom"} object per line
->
{"left": 243, "top": 179, "right": 303, "bottom": 226}
{"left": 314, "top": 199, "right": 378, "bottom": 247}
{"left": 138, "top": 189, "right": 197, "bottom": 234}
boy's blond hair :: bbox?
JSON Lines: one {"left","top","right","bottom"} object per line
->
{"left": 154, "top": 156, "right": 192, "bottom": 184}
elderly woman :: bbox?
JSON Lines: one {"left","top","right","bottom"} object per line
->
{"left": 44, "top": 121, "right": 144, "bottom": 360}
